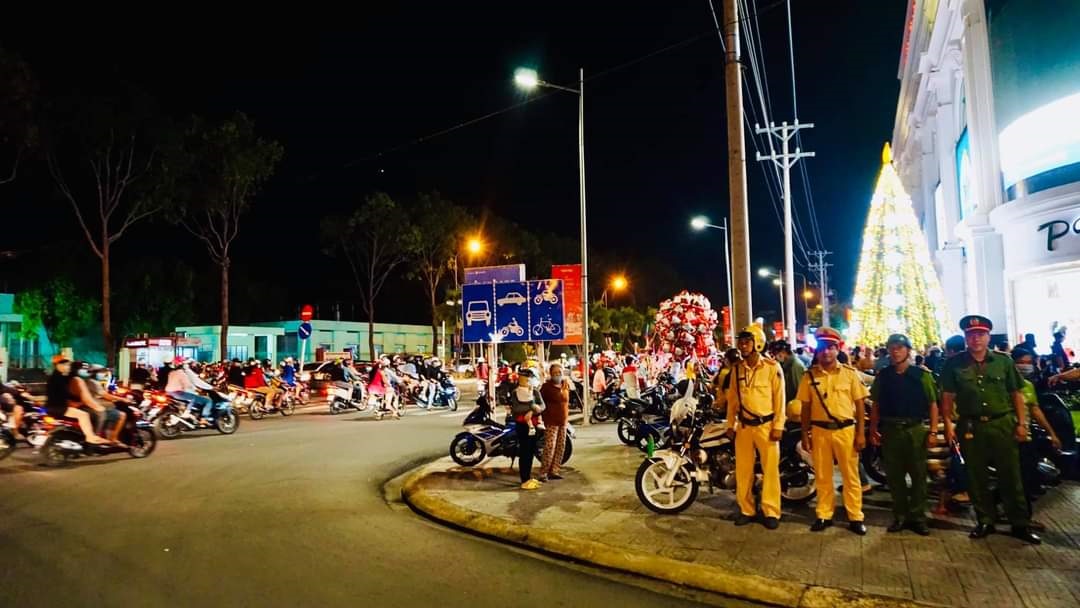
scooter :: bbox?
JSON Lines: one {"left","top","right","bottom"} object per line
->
{"left": 329, "top": 381, "right": 368, "bottom": 414}
{"left": 40, "top": 402, "right": 157, "bottom": 467}
{"left": 449, "top": 400, "right": 574, "bottom": 467}
{"left": 154, "top": 390, "right": 239, "bottom": 438}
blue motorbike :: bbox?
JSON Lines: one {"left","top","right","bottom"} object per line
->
{"left": 416, "top": 376, "right": 460, "bottom": 411}
{"left": 449, "top": 401, "right": 574, "bottom": 467}
{"left": 153, "top": 389, "right": 239, "bottom": 439}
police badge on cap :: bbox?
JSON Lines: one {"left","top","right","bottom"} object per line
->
{"left": 959, "top": 315, "right": 993, "bottom": 334}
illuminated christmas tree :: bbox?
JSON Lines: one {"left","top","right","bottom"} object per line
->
{"left": 848, "top": 143, "right": 950, "bottom": 349}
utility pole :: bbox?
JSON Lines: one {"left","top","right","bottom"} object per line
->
{"left": 723, "top": 0, "right": 752, "bottom": 329}
{"left": 808, "top": 250, "right": 833, "bottom": 327}
{"left": 755, "top": 120, "right": 814, "bottom": 343}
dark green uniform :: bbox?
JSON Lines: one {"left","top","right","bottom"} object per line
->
{"left": 940, "top": 351, "right": 1027, "bottom": 527}
{"left": 871, "top": 365, "right": 937, "bottom": 524}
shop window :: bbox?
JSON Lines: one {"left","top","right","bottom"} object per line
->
{"left": 227, "top": 345, "right": 248, "bottom": 361}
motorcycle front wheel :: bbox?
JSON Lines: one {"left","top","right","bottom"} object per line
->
{"left": 780, "top": 463, "right": 817, "bottom": 504}
{"left": 448, "top": 397, "right": 458, "bottom": 412}
{"left": 591, "top": 403, "right": 611, "bottom": 423}
{"left": 450, "top": 434, "right": 486, "bottom": 467}
{"left": 635, "top": 457, "right": 698, "bottom": 514}
{"left": 41, "top": 434, "right": 74, "bottom": 468}
{"left": 861, "top": 445, "right": 888, "bottom": 485}
{"left": 128, "top": 428, "right": 157, "bottom": 459}
{"left": 281, "top": 400, "right": 295, "bottom": 416}
{"left": 533, "top": 431, "right": 574, "bottom": 464}
{"left": 249, "top": 403, "right": 265, "bottom": 420}
{"left": 617, "top": 419, "right": 637, "bottom": 445}
{"left": 154, "top": 412, "right": 182, "bottom": 439}
{"left": 216, "top": 411, "right": 239, "bottom": 435}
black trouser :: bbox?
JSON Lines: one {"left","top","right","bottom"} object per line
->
{"left": 515, "top": 422, "right": 536, "bottom": 483}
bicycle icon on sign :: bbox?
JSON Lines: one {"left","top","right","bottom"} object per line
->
{"left": 532, "top": 316, "right": 562, "bottom": 337}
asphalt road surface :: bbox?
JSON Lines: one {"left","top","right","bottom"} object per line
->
{"left": 0, "top": 400, "right": 750, "bottom": 607}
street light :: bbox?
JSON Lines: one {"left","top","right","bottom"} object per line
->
{"left": 690, "top": 215, "right": 734, "bottom": 344}
{"left": 601, "top": 275, "right": 628, "bottom": 307}
{"left": 515, "top": 65, "right": 591, "bottom": 424}
{"left": 759, "top": 268, "right": 786, "bottom": 337}
{"left": 466, "top": 237, "right": 483, "bottom": 255}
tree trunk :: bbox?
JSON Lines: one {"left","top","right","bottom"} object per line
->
{"left": 368, "top": 286, "right": 376, "bottom": 361}
{"left": 220, "top": 257, "right": 230, "bottom": 362}
{"left": 102, "top": 240, "right": 114, "bottom": 367}
{"left": 430, "top": 288, "right": 439, "bottom": 355}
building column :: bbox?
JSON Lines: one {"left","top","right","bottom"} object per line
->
{"left": 963, "top": 224, "right": 1008, "bottom": 331}
{"left": 959, "top": 0, "right": 1003, "bottom": 217}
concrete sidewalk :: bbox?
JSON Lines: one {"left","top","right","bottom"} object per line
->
{"left": 403, "top": 425, "right": 1080, "bottom": 607}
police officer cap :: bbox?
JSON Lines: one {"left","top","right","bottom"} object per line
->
{"left": 959, "top": 315, "right": 993, "bottom": 334}
{"left": 886, "top": 334, "right": 912, "bottom": 349}
{"left": 814, "top": 326, "right": 843, "bottom": 346}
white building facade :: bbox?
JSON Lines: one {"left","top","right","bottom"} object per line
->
{"left": 891, "top": 0, "right": 1080, "bottom": 355}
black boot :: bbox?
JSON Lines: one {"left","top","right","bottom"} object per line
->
{"left": 906, "top": 521, "right": 930, "bottom": 536}
{"left": 1011, "top": 527, "right": 1041, "bottom": 545}
{"left": 810, "top": 518, "right": 833, "bottom": 532}
{"left": 886, "top": 519, "right": 905, "bottom": 533}
{"left": 969, "top": 523, "right": 996, "bottom": 539}
{"left": 848, "top": 521, "right": 867, "bottom": 536}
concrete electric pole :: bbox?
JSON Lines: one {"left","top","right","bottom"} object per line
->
{"left": 808, "top": 250, "right": 833, "bottom": 328}
{"left": 755, "top": 120, "right": 814, "bottom": 343}
{"left": 723, "top": 0, "right": 753, "bottom": 329}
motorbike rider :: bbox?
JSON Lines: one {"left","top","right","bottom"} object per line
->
{"left": 165, "top": 357, "right": 216, "bottom": 424}
{"left": 85, "top": 364, "right": 128, "bottom": 445}
{"left": 868, "top": 333, "right": 939, "bottom": 536}
{"left": 370, "top": 360, "right": 401, "bottom": 420}
{"left": 46, "top": 358, "right": 109, "bottom": 445}
{"left": 0, "top": 381, "right": 31, "bottom": 441}
{"left": 280, "top": 357, "right": 296, "bottom": 385}
{"left": 797, "top": 327, "right": 869, "bottom": 535}
{"left": 725, "top": 324, "right": 786, "bottom": 529}
{"left": 419, "top": 357, "right": 443, "bottom": 406}
{"left": 940, "top": 315, "right": 1039, "bottom": 544}
{"left": 243, "top": 359, "right": 278, "bottom": 406}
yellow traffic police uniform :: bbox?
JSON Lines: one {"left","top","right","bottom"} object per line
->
{"left": 797, "top": 363, "right": 869, "bottom": 522}
{"left": 726, "top": 356, "right": 786, "bottom": 519}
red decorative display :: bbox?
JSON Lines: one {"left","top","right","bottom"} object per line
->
{"left": 650, "top": 291, "right": 719, "bottom": 358}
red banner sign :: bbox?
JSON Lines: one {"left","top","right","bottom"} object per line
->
{"left": 551, "top": 264, "right": 582, "bottom": 345}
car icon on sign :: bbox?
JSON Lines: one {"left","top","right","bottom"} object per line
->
{"left": 496, "top": 291, "right": 527, "bottom": 306}
{"left": 466, "top": 301, "right": 491, "bottom": 326}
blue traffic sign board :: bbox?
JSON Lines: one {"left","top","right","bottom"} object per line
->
{"left": 461, "top": 279, "right": 564, "bottom": 343}
{"left": 297, "top": 322, "right": 313, "bottom": 340}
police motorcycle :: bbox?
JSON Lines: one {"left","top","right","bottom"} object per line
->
{"left": 635, "top": 382, "right": 816, "bottom": 514}
{"left": 449, "top": 395, "right": 575, "bottom": 468}
{"left": 153, "top": 389, "right": 239, "bottom": 438}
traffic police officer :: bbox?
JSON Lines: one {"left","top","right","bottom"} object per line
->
{"left": 940, "top": 315, "right": 1040, "bottom": 544}
{"left": 797, "top": 327, "right": 869, "bottom": 535}
{"left": 725, "top": 324, "right": 785, "bottom": 529}
{"left": 869, "top": 333, "right": 939, "bottom": 535}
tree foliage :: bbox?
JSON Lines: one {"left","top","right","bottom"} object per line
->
{"left": 407, "top": 191, "right": 471, "bottom": 351}
{"left": 14, "top": 277, "right": 98, "bottom": 349}
{"left": 0, "top": 48, "right": 38, "bottom": 184}
{"left": 322, "top": 193, "right": 419, "bottom": 360}
{"left": 112, "top": 258, "right": 197, "bottom": 337}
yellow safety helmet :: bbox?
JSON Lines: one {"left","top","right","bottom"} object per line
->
{"left": 786, "top": 399, "right": 803, "bottom": 423}
{"left": 737, "top": 324, "right": 767, "bottom": 352}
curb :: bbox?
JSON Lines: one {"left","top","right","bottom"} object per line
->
{"left": 400, "top": 466, "right": 939, "bottom": 608}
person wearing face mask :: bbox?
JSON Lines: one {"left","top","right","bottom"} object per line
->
{"left": 537, "top": 364, "right": 570, "bottom": 482}
{"left": 1012, "top": 347, "right": 1062, "bottom": 520}
{"left": 85, "top": 364, "right": 127, "bottom": 445}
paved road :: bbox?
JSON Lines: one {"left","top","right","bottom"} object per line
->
{"left": 0, "top": 402, "right": 746, "bottom": 607}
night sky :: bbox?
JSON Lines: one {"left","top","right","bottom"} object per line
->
{"left": 2, "top": 1, "right": 908, "bottom": 326}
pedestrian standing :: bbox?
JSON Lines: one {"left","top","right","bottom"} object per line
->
{"left": 798, "top": 327, "right": 869, "bottom": 535}
{"left": 537, "top": 364, "right": 570, "bottom": 481}
{"left": 511, "top": 370, "right": 545, "bottom": 490}
{"left": 940, "top": 315, "right": 1040, "bottom": 544}
{"left": 768, "top": 340, "right": 805, "bottom": 404}
{"left": 725, "top": 325, "right": 786, "bottom": 529}
{"left": 869, "top": 334, "right": 939, "bottom": 535}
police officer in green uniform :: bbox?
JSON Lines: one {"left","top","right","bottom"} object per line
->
{"left": 940, "top": 315, "right": 1040, "bottom": 544}
{"left": 869, "top": 333, "right": 939, "bottom": 536}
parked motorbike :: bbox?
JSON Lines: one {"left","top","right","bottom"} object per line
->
{"left": 154, "top": 390, "right": 239, "bottom": 438}
{"left": 449, "top": 402, "right": 575, "bottom": 468}
{"left": 634, "top": 386, "right": 815, "bottom": 514}
{"left": 40, "top": 401, "right": 157, "bottom": 467}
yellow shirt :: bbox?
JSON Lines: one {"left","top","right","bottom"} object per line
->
{"left": 725, "top": 356, "right": 786, "bottom": 431}
{"left": 796, "top": 363, "right": 869, "bottom": 422}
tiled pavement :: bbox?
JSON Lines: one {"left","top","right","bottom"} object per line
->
{"left": 417, "top": 426, "right": 1080, "bottom": 607}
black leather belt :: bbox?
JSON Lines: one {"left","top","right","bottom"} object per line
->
{"left": 963, "top": 411, "right": 1010, "bottom": 424}
{"left": 811, "top": 419, "right": 855, "bottom": 430}
{"left": 739, "top": 413, "right": 775, "bottom": 427}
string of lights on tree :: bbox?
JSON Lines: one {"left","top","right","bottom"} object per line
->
{"left": 848, "top": 143, "right": 951, "bottom": 348}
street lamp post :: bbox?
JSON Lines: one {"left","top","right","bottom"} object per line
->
{"left": 600, "top": 275, "right": 628, "bottom": 308}
{"left": 515, "top": 67, "right": 591, "bottom": 424}
{"left": 690, "top": 216, "right": 734, "bottom": 343}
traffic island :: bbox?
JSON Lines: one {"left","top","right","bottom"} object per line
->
{"left": 401, "top": 426, "right": 1080, "bottom": 607}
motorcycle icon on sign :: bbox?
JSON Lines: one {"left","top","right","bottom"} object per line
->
{"left": 533, "top": 287, "right": 559, "bottom": 305}
{"left": 499, "top": 318, "right": 525, "bottom": 338}
{"left": 533, "top": 316, "right": 561, "bottom": 336}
